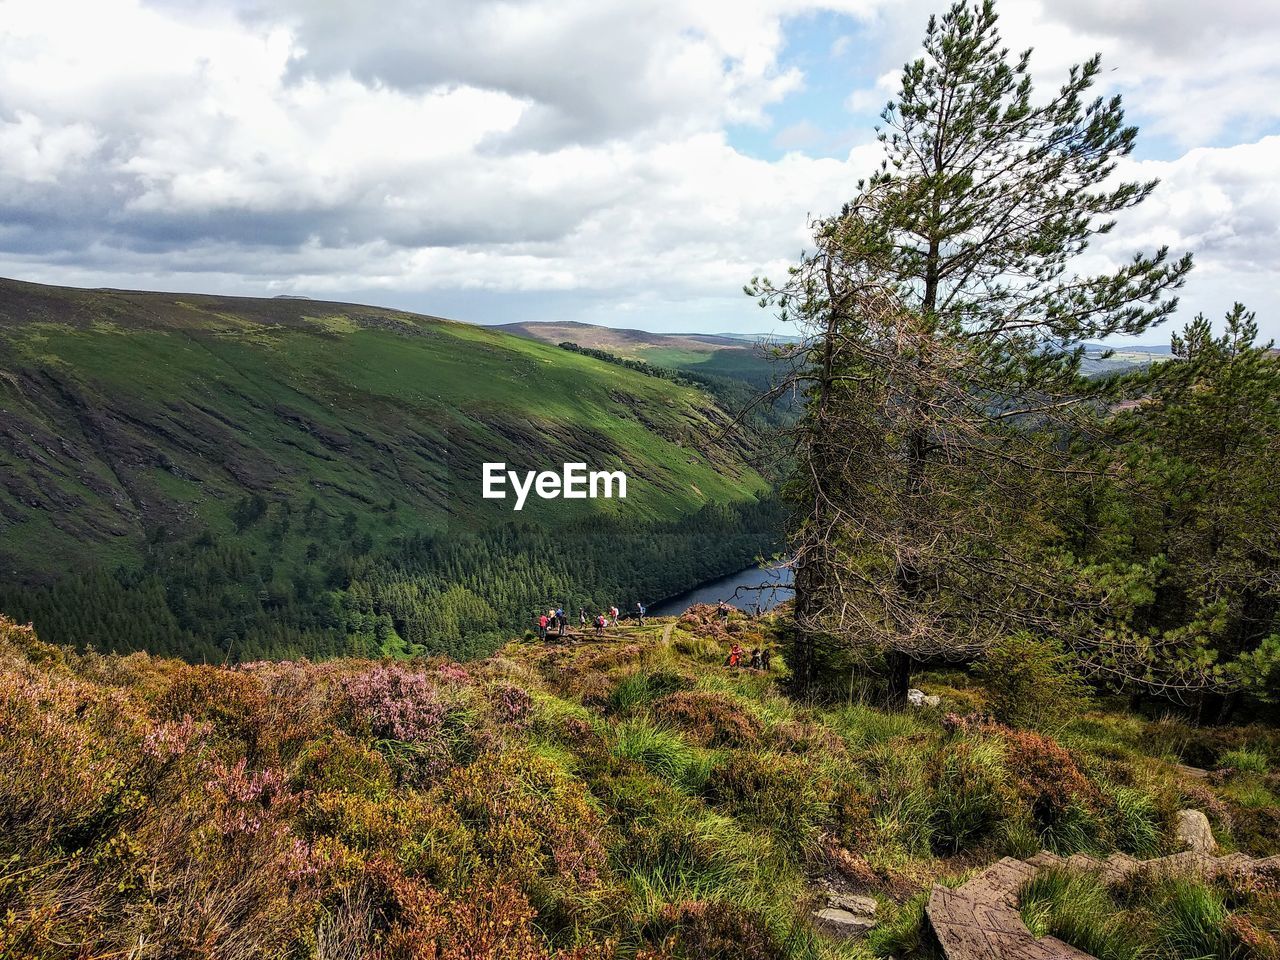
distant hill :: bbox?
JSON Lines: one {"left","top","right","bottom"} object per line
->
{"left": 0, "top": 278, "right": 779, "bottom": 660}
{"left": 1079, "top": 343, "right": 1173, "bottom": 377}
{"left": 492, "top": 319, "right": 782, "bottom": 387}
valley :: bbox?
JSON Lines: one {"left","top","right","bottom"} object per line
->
{"left": 0, "top": 278, "right": 784, "bottom": 661}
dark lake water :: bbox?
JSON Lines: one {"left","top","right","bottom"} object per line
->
{"left": 651, "top": 565, "right": 794, "bottom": 617}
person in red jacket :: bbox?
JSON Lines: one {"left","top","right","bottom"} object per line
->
{"left": 537, "top": 613, "right": 549, "bottom": 640}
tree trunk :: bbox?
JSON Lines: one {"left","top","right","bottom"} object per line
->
{"left": 885, "top": 650, "right": 912, "bottom": 708}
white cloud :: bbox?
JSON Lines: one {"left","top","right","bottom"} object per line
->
{"left": 0, "top": 0, "right": 1275, "bottom": 336}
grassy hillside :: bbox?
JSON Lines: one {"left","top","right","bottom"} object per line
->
{"left": 0, "top": 278, "right": 779, "bottom": 659}
{"left": 494, "top": 319, "right": 782, "bottom": 387}
{"left": 3, "top": 610, "right": 1278, "bottom": 958}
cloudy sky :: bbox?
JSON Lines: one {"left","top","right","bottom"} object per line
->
{"left": 1, "top": 0, "right": 1277, "bottom": 339}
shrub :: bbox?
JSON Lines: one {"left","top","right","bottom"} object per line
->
{"left": 292, "top": 732, "right": 392, "bottom": 797}
{"left": 367, "top": 861, "right": 554, "bottom": 960}
{"left": 652, "top": 691, "right": 762, "bottom": 749}
{"left": 1001, "top": 728, "right": 1101, "bottom": 848}
{"left": 340, "top": 665, "right": 446, "bottom": 743}
{"left": 929, "top": 738, "right": 1010, "bottom": 853}
{"left": 1223, "top": 749, "right": 1270, "bottom": 776}
{"left": 490, "top": 682, "right": 534, "bottom": 730}
{"left": 646, "top": 900, "right": 786, "bottom": 960}
{"left": 157, "top": 663, "right": 271, "bottom": 756}
{"left": 703, "top": 751, "right": 833, "bottom": 855}
{"left": 977, "top": 633, "right": 1092, "bottom": 731}
{"left": 442, "top": 749, "right": 614, "bottom": 932}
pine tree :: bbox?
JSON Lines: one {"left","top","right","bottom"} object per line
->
{"left": 753, "top": 0, "right": 1193, "bottom": 703}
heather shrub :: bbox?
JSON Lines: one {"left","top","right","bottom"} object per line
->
{"left": 646, "top": 900, "right": 787, "bottom": 960}
{"left": 157, "top": 663, "right": 271, "bottom": 757}
{"left": 0, "top": 616, "right": 66, "bottom": 670}
{"left": 340, "top": 664, "right": 458, "bottom": 783}
{"left": 0, "top": 668, "right": 141, "bottom": 851}
{"left": 489, "top": 681, "right": 534, "bottom": 730}
{"left": 703, "top": 751, "right": 833, "bottom": 856}
{"left": 292, "top": 732, "right": 392, "bottom": 797}
{"left": 341, "top": 664, "right": 446, "bottom": 742}
{"left": 977, "top": 632, "right": 1092, "bottom": 731}
{"left": 362, "top": 861, "right": 557, "bottom": 960}
{"left": 303, "top": 791, "right": 475, "bottom": 888}
{"left": 1001, "top": 728, "right": 1102, "bottom": 848}
{"left": 443, "top": 749, "right": 615, "bottom": 932}
{"left": 652, "top": 690, "right": 762, "bottom": 748}
{"left": 235, "top": 659, "right": 344, "bottom": 759}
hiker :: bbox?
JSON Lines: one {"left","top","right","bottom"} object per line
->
{"left": 537, "top": 612, "right": 549, "bottom": 641}
{"left": 555, "top": 606, "right": 567, "bottom": 636}
{"left": 760, "top": 647, "right": 772, "bottom": 671}
{"left": 717, "top": 600, "right": 731, "bottom": 621}
{"left": 728, "top": 643, "right": 743, "bottom": 667}
{"left": 580, "top": 608, "right": 588, "bottom": 629}
{"left": 635, "top": 601, "right": 646, "bottom": 626}
{"left": 595, "top": 614, "right": 607, "bottom": 637}
{"left": 609, "top": 605, "right": 619, "bottom": 626}
{"left": 750, "top": 648, "right": 762, "bottom": 670}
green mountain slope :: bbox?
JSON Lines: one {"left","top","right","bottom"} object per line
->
{"left": 494, "top": 318, "right": 781, "bottom": 387}
{"left": 0, "top": 278, "right": 779, "bottom": 659}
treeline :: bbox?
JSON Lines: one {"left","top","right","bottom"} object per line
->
{"left": 0, "top": 495, "right": 783, "bottom": 664}
{"left": 1060, "top": 308, "right": 1280, "bottom": 717}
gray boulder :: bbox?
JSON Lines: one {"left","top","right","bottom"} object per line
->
{"left": 1175, "top": 809, "right": 1217, "bottom": 853}
{"left": 906, "top": 688, "right": 941, "bottom": 708}
{"left": 812, "top": 907, "right": 876, "bottom": 936}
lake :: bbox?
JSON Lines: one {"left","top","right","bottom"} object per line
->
{"left": 651, "top": 564, "right": 794, "bottom": 617}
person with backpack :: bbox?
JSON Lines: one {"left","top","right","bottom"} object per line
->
{"left": 728, "top": 643, "right": 743, "bottom": 667}
{"left": 555, "top": 606, "right": 567, "bottom": 637}
{"left": 750, "top": 648, "right": 763, "bottom": 670}
{"left": 635, "top": 601, "right": 646, "bottom": 626}
{"left": 595, "top": 613, "right": 607, "bottom": 637}
{"left": 717, "top": 600, "right": 731, "bottom": 621}
{"left": 609, "top": 605, "right": 619, "bottom": 626}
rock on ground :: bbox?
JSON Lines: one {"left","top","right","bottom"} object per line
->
{"left": 907, "top": 688, "right": 941, "bottom": 708}
{"left": 1175, "top": 809, "right": 1217, "bottom": 853}
{"left": 813, "top": 907, "right": 876, "bottom": 936}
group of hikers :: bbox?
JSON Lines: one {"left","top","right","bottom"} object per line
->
{"left": 536, "top": 601, "right": 648, "bottom": 640}
{"left": 532, "top": 597, "right": 770, "bottom": 670}
{"left": 726, "top": 643, "right": 770, "bottom": 671}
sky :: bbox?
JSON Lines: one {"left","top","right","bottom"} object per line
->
{"left": 0, "top": 0, "right": 1277, "bottom": 341}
